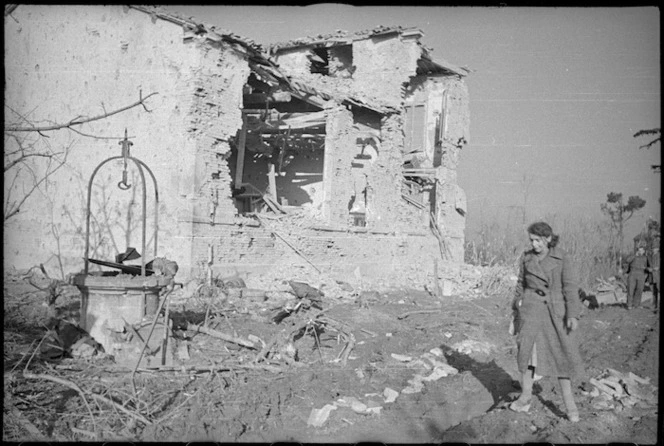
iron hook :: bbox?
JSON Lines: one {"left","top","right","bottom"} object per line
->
{"left": 118, "top": 170, "right": 131, "bottom": 190}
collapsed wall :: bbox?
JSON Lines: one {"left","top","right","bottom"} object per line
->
{"left": 5, "top": 8, "right": 467, "bottom": 285}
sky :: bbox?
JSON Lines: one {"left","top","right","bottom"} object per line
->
{"left": 173, "top": 5, "right": 661, "bottom": 243}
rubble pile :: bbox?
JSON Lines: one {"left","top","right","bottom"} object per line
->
{"left": 589, "top": 277, "right": 628, "bottom": 306}
{"left": 307, "top": 347, "right": 460, "bottom": 428}
{"left": 583, "top": 368, "right": 658, "bottom": 411}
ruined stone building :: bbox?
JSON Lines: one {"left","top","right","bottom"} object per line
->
{"left": 4, "top": 5, "right": 470, "bottom": 283}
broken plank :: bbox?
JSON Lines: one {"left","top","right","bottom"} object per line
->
{"left": 234, "top": 114, "right": 248, "bottom": 186}
{"left": 267, "top": 162, "right": 277, "bottom": 201}
{"left": 186, "top": 323, "right": 256, "bottom": 349}
{"left": 262, "top": 193, "right": 286, "bottom": 214}
{"left": 397, "top": 309, "right": 442, "bottom": 320}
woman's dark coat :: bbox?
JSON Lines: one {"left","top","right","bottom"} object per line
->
{"left": 513, "top": 246, "right": 584, "bottom": 378}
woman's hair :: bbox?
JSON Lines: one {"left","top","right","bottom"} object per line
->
{"left": 527, "top": 221, "right": 559, "bottom": 248}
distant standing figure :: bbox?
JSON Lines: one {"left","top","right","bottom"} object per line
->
{"left": 509, "top": 221, "right": 584, "bottom": 423}
{"left": 625, "top": 245, "right": 650, "bottom": 310}
{"left": 649, "top": 245, "right": 660, "bottom": 312}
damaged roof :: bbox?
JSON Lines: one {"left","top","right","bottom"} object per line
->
{"left": 128, "top": 5, "right": 267, "bottom": 56}
{"left": 268, "top": 24, "right": 469, "bottom": 78}
{"left": 4, "top": 5, "right": 425, "bottom": 114}
{"left": 129, "top": 6, "right": 393, "bottom": 112}
{"left": 267, "top": 25, "right": 424, "bottom": 52}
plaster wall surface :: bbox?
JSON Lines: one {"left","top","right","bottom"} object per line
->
{"left": 3, "top": 5, "right": 239, "bottom": 279}
{"left": 186, "top": 41, "right": 251, "bottom": 278}
{"left": 323, "top": 106, "right": 356, "bottom": 226}
{"left": 352, "top": 35, "right": 421, "bottom": 108}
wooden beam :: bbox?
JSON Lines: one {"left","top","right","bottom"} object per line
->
{"left": 235, "top": 114, "right": 248, "bottom": 186}
{"left": 268, "top": 163, "right": 277, "bottom": 202}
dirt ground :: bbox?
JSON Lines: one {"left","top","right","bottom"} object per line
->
{"left": 3, "top": 268, "right": 660, "bottom": 444}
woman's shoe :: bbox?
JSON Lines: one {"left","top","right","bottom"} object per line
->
{"left": 509, "top": 397, "right": 531, "bottom": 413}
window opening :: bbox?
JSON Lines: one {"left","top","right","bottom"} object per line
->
{"left": 404, "top": 103, "right": 426, "bottom": 154}
{"left": 309, "top": 48, "right": 329, "bottom": 75}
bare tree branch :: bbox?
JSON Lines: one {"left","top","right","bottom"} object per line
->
{"left": 4, "top": 151, "right": 64, "bottom": 173}
{"left": 4, "top": 149, "right": 69, "bottom": 221}
{"left": 638, "top": 136, "right": 661, "bottom": 151}
{"left": 4, "top": 91, "right": 158, "bottom": 132}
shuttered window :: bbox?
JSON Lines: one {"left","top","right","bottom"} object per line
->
{"left": 404, "top": 104, "right": 426, "bottom": 153}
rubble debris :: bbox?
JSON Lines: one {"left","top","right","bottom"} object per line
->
{"left": 588, "top": 369, "right": 658, "bottom": 410}
{"left": 307, "top": 404, "right": 337, "bottom": 427}
{"left": 383, "top": 387, "right": 399, "bottom": 403}
{"left": 185, "top": 323, "right": 256, "bottom": 349}
{"left": 336, "top": 396, "right": 382, "bottom": 415}
{"left": 451, "top": 339, "right": 494, "bottom": 356}
{"left": 429, "top": 347, "right": 444, "bottom": 357}
{"left": 589, "top": 277, "right": 627, "bottom": 307}
{"left": 70, "top": 336, "right": 103, "bottom": 360}
{"left": 289, "top": 281, "right": 324, "bottom": 300}
{"left": 396, "top": 350, "right": 459, "bottom": 394}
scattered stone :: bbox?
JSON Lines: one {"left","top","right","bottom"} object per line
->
{"left": 383, "top": 387, "right": 399, "bottom": 403}
{"left": 429, "top": 347, "right": 444, "bottom": 357}
{"left": 391, "top": 353, "right": 412, "bottom": 362}
{"left": 365, "top": 406, "right": 382, "bottom": 415}
{"left": 247, "top": 334, "right": 265, "bottom": 348}
{"left": 307, "top": 404, "right": 337, "bottom": 427}
{"left": 402, "top": 374, "right": 425, "bottom": 394}
{"left": 336, "top": 396, "right": 374, "bottom": 414}
{"left": 406, "top": 358, "right": 431, "bottom": 370}
{"left": 70, "top": 337, "right": 97, "bottom": 359}
{"left": 451, "top": 339, "right": 494, "bottom": 356}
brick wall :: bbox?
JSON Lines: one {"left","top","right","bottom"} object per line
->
{"left": 193, "top": 221, "right": 440, "bottom": 283}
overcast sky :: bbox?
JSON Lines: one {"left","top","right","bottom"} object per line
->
{"left": 174, "top": 5, "right": 661, "bottom": 242}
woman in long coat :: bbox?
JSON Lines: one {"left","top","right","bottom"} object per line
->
{"left": 510, "top": 221, "right": 584, "bottom": 422}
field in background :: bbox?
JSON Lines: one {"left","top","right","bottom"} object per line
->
{"left": 464, "top": 215, "right": 620, "bottom": 291}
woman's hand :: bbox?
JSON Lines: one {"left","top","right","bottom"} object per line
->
{"left": 566, "top": 317, "right": 578, "bottom": 333}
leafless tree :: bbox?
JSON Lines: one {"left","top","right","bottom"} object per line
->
{"left": 3, "top": 91, "right": 157, "bottom": 223}
{"left": 634, "top": 127, "right": 661, "bottom": 173}
{"left": 600, "top": 192, "right": 646, "bottom": 269}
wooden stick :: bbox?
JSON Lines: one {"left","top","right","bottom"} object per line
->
{"left": 434, "top": 258, "right": 442, "bottom": 298}
{"left": 136, "top": 362, "right": 283, "bottom": 374}
{"left": 186, "top": 323, "right": 256, "bottom": 349}
{"left": 397, "top": 309, "right": 442, "bottom": 320}
{"left": 340, "top": 333, "right": 355, "bottom": 366}
{"left": 5, "top": 399, "right": 47, "bottom": 440}
{"left": 22, "top": 371, "right": 151, "bottom": 425}
{"left": 360, "top": 328, "right": 377, "bottom": 337}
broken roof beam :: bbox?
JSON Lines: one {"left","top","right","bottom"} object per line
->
{"left": 260, "top": 128, "right": 325, "bottom": 135}
{"left": 288, "top": 91, "right": 328, "bottom": 109}
{"left": 273, "top": 111, "right": 327, "bottom": 129}
{"left": 403, "top": 168, "right": 437, "bottom": 177}
{"left": 420, "top": 55, "right": 470, "bottom": 77}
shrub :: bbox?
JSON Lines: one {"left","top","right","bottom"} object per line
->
{"left": 465, "top": 214, "right": 616, "bottom": 291}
